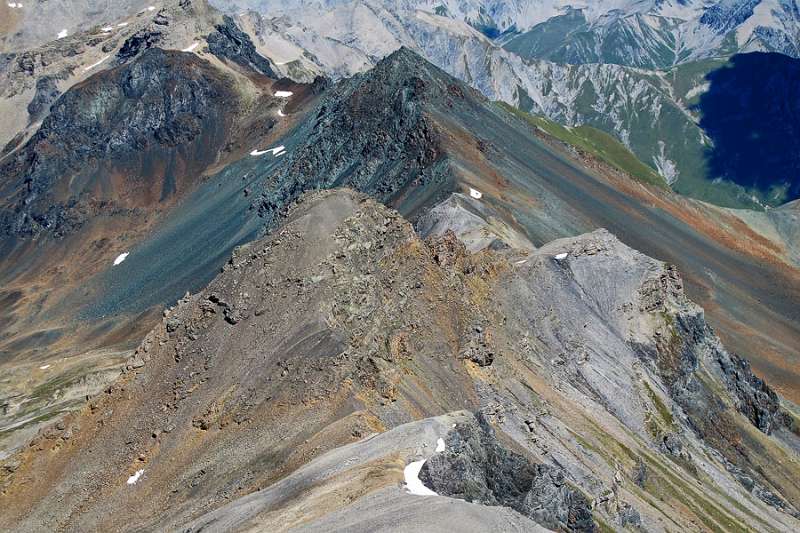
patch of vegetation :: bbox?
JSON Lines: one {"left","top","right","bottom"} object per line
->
{"left": 643, "top": 380, "right": 675, "bottom": 429}
{"left": 644, "top": 454, "right": 750, "bottom": 533}
{"left": 665, "top": 58, "right": 728, "bottom": 102}
{"left": 595, "top": 516, "right": 616, "bottom": 533}
{"left": 497, "top": 102, "right": 668, "bottom": 189}
{"left": 0, "top": 409, "right": 62, "bottom": 439}
{"left": 29, "top": 365, "right": 90, "bottom": 401}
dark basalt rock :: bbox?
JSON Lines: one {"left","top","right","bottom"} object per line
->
{"left": 0, "top": 48, "right": 236, "bottom": 237}
{"left": 117, "top": 29, "right": 164, "bottom": 61}
{"left": 254, "top": 48, "right": 457, "bottom": 228}
{"left": 207, "top": 15, "right": 276, "bottom": 78}
{"left": 26, "top": 75, "right": 61, "bottom": 119}
{"left": 419, "top": 413, "right": 596, "bottom": 532}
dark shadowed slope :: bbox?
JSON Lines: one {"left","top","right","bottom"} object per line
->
{"left": 697, "top": 52, "right": 800, "bottom": 205}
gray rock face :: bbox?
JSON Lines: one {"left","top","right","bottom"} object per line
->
{"left": 420, "top": 413, "right": 596, "bottom": 532}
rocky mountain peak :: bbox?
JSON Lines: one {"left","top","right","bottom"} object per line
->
{"left": 0, "top": 47, "right": 240, "bottom": 237}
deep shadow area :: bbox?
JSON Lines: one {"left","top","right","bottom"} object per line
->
{"left": 696, "top": 52, "right": 800, "bottom": 205}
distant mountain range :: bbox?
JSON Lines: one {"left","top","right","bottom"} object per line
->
{"left": 208, "top": 0, "right": 800, "bottom": 208}
{"left": 222, "top": 0, "right": 800, "bottom": 68}
{"left": 3, "top": 0, "right": 798, "bottom": 207}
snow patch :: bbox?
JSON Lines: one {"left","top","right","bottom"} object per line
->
{"left": 147, "top": 5, "right": 156, "bottom": 11}
{"left": 404, "top": 460, "right": 437, "bottom": 496}
{"left": 101, "top": 26, "right": 114, "bottom": 32}
{"left": 274, "top": 90, "right": 293, "bottom": 98}
{"left": 114, "top": 252, "right": 130, "bottom": 266}
{"left": 7, "top": 2, "right": 22, "bottom": 8}
{"left": 117, "top": 22, "right": 129, "bottom": 28}
{"left": 39, "top": 365, "right": 51, "bottom": 370}
{"left": 435, "top": 438, "right": 445, "bottom": 453}
{"left": 84, "top": 55, "right": 110, "bottom": 72}
{"left": 182, "top": 42, "right": 200, "bottom": 53}
{"left": 554, "top": 253, "right": 568, "bottom": 261}
{"left": 126, "top": 469, "right": 144, "bottom": 485}
{"left": 277, "top": 109, "right": 286, "bottom": 117}
{"left": 469, "top": 187, "right": 483, "bottom": 200}
{"left": 57, "top": 29, "right": 68, "bottom": 39}
{"left": 250, "top": 145, "right": 286, "bottom": 157}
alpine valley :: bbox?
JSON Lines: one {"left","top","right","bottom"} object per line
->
{"left": 0, "top": 1, "right": 799, "bottom": 532}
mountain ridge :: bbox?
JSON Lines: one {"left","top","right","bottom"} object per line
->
{"left": 1, "top": 9, "right": 799, "bottom": 530}
{"left": 2, "top": 188, "right": 799, "bottom": 532}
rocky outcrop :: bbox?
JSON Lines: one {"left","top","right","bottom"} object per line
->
{"left": 420, "top": 413, "right": 595, "bottom": 532}
{"left": 253, "top": 47, "right": 483, "bottom": 227}
{"left": 25, "top": 75, "right": 60, "bottom": 120}
{"left": 207, "top": 15, "right": 276, "bottom": 77}
{"left": 0, "top": 48, "right": 238, "bottom": 237}
{"left": 117, "top": 29, "right": 165, "bottom": 61}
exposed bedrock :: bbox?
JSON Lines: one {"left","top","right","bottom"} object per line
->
{"left": 420, "top": 413, "right": 596, "bottom": 532}
{"left": 0, "top": 48, "right": 238, "bottom": 237}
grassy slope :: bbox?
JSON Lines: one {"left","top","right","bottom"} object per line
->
{"left": 497, "top": 102, "right": 668, "bottom": 189}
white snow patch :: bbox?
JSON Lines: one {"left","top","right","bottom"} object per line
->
{"left": 469, "top": 187, "right": 483, "bottom": 199}
{"left": 404, "top": 460, "right": 437, "bottom": 496}
{"left": 39, "top": 365, "right": 51, "bottom": 370}
{"left": 554, "top": 253, "right": 568, "bottom": 261}
{"left": 126, "top": 469, "right": 144, "bottom": 485}
{"left": 277, "top": 109, "right": 286, "bottom": 117}
{"left": 7, "top": 2, "right": 22, "bottom": 8}
{"left": 435, "top": 438, "right": 445, "bottom": 452}
{"left": 250, "top": 145, "right": 286, "bottom": 157}
{"left": 182, "top": 42, "right": 199, "bottom": 53}
{"left": 274, "top": 90, "right": 293, "bottom": 98}
{"left": 147, "top": 5, "right": 156, "bottom": 11}
{"left": 113, "top": 252, "right": 129, "bottom": 266}
{"left": 515, "top": 260, "right": 527, "bottom": 265}
{"left": 84, "top": 55, "right": 110, "bottom": 71}
{"left": 57, "top": 29, "right": 68, "bottom": 39}
{"left": 117, "top": 22, "right": 129, "bottom": 27}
